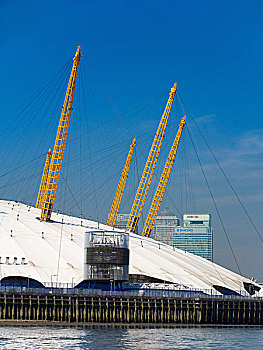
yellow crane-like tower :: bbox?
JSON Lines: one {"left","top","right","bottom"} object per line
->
{"left": 36, "top": 148, "right": 52, "bottom": 209}
{"left": 39, "top": 46, "right": 81, "bottom": 221}
{"left": 107, "top": 138, "right": 136, "bottom": 227}
{"left": 142, "top": 116, "right": 186, "bottom": 238}
{"left": 126, "top": 83, "right": 177, "bottom": 233}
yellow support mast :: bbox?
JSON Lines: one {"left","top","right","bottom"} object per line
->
{"left": 142, "top": 116, "right": 186, "bottom": 237}
{"left": 107, "top": 138, "right": 136, "bottom": 227}
{"left": 126, "top": 83, "right": 177, "bottom": 233}
{"left": 36, "top": 148, "right": 52, "bottom": 209}
{"left": 40, "top": 46, "right": 81, "bottom": 221}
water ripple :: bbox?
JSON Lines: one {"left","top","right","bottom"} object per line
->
{"left": 0, "top": 326, "right": 262, "bottom": 349}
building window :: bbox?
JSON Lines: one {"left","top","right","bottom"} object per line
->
{"left": 189, "top": 221, "right": 204, "bottom": 225}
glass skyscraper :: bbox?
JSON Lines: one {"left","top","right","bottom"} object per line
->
{"left": 152, "top": 213, "right": 213, "bottom": 261}
{"left": 152, "top": 215, "right": 180, "bottom": 246}
{"left": 174, "top": 214, "right": 213, "bottom": 261}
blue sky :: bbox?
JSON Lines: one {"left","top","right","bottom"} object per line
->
{"left": 1, "top": 0, "right": 263, "bottom": 280}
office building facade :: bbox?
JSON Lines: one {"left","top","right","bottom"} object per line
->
{"left": 152, "top": 213, "right": 213, "bottom": 261}
{"left": 152, "top": 215, "right": 180, "bottom": 246}
{"left": 174, "top": 214, "right": 213, "bottom": 261}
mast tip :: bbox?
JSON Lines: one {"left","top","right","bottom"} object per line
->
{"left": 170, "top": 82, "right": 177, "bottom": 93}
{"left": 74, "top": 46, "right": 81, "bottom": 60}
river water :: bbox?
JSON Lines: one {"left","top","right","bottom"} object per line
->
{"left": 0, "top": 326, "right": 262, "bottom": 349}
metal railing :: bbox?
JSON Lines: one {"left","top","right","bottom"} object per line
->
{"left": 0, "top": 285, "right": 261, "bottom": 300}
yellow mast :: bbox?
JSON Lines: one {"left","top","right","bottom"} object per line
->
{"left": 142, "top": 116, "right": 186, "bottom": 237}
{"left": 126, "top": 83, "right": 177, "bottom": 233}
{"left": 36, "top": 148, "right": 51, "bottom": 209}
{"left": 107, "top": 138, "right": 136, "bottom": 227}
{"left": 40, "top": 46, "right": 81, "bottom": 221}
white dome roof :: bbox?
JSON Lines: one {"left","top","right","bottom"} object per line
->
{"left": 0, "top": 200, "right": 259, "bottom": 294}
